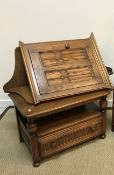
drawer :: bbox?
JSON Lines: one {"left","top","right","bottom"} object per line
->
{"left": 38, "top": 115, "right": 104, "bottom": 158}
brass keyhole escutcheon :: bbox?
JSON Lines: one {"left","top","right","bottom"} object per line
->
{"left": 65, "top": 43, "right": 70, "bottom": 49}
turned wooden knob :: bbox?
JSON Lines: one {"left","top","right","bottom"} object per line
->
{"left": 65, "top": 43, "right": 70, "bottom": 49}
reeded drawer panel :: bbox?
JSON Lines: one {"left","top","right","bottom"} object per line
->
{"left": 38, "top": 115, "right": 103, "bottom": 158}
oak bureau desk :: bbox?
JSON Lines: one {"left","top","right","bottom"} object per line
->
{"left": 4, "top": 33, "right": 112, "bottom": 167}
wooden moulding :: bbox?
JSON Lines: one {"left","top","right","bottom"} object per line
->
{"left": 9, "top": 90, "right": 110, "bottom": 118}
{"left": 3, "top": 33, "right": 112, "bottom": 105}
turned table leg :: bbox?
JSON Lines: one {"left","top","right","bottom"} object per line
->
{"left": 27, "top": 122, "right": 40, "bottom": 167}
{"left": 99, "top": 97, "right": 107, "bottom": 138}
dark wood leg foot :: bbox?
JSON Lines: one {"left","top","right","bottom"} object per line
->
{"left": 19, "top": 136, "right": 24, "bottom": 143}
{"left": 111, "top": 125, "right": 114, "bottom": 132}
{"left": 99, "top": 134, "right": 106, "bottom": 139}
{"left": 33, "top": 161, "right": 40, "bottom": 167}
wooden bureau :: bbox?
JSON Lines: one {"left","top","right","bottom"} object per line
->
{"left": 3, "top": 33, "right": 112, "bottom": 166}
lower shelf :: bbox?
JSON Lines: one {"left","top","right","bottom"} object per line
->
{"left": 16, "top": 102, "right": 105, "bottom": 166}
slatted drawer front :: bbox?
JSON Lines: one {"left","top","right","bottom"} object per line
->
{"left": 38, "top": 116, "right": 103, "bottom": 158}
